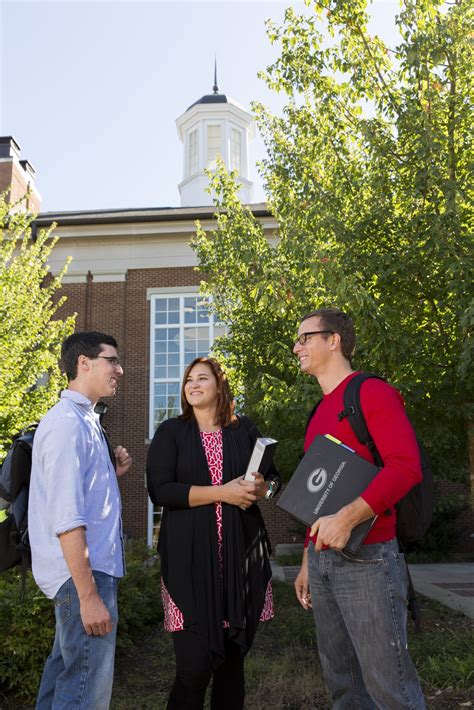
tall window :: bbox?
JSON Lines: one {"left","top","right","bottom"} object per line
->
{"left": 187, "top": 129, "right": 198, "bottom": 177}
{"left": 148, "top": 293, "right": 225, "bottom": 543}
{"left": 230, "top": 128, "right": 242, "bottom": 172}
{"left": 207, "top": 124, "right": 221, "bottom": 170}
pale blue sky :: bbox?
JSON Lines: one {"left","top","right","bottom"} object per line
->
{"left": 1, "top": 0, "right": 400, "bottom": 212}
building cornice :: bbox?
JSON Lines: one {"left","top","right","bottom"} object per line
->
{"left": 32, "top": 202, "right": 272, "bottom": 230}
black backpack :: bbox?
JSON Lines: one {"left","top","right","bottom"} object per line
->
{"left": 0, "top": 406, "right": 115, "bottom": 593}
{"left": 305, "top": 372, "right": 434, "bottom": 545}
{"left": 0, "top": 426, "right": 36, "bottom": 584}
{"left": 338, "top": 373, "right": 434, "bottom": 546}
{"left": 305, "top": 372, "right": 434, "bottom": 630}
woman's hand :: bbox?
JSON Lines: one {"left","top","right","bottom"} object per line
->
{"left": 220, "top": 477, "right": 258, "bottom": 509}
{"left": 246, "top": 472, "right": 268, "bottom": 499}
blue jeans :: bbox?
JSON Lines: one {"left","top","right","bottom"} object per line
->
{"left": 308, "top": 539, "right": 426, "bottom": 710}
{"left": 36, "top": 571, "right": 119, "bottom": 710}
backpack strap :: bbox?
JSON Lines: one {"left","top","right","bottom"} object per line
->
{"left": 339, "top": 372, "right": 423, "bottom": 629}
{"left": 406, "top": 563, "right": 422, "bottom": 632}
{"left": 339, "top": 372, "right": 385, "bottom": 468}
{"left": 304, "top": 399, "right": 322, "bottom": 437}
{"left": 18, "top": 546, "right": 31, "bottom": 603}
{"left": 101, "top": 427, "right": 117, "bottom": 470}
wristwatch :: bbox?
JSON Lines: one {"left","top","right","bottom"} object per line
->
{"left": 265, "top": 479, "right": 278, "bottom": 500}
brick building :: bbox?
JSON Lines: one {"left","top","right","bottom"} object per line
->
{"left": 0, "top": 136, "right": 41, "bottom": 213}
{"left": 0, "top": 84, "right": 299, "bottom": 549}
{"left": 4, "top": 93, "right": 472, "bottom": 554}
{"left": 31, "top": 204, "right": 297, "bottom": 547}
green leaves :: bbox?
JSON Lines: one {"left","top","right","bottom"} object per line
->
{"left": 191, "top": 0, "right": 472, "bottom": 481}
{"left": 0, "top": 194, "right": 75, "bottom": 458}
{"left": 0, "top": 543, "right": 162, "bottom": 703}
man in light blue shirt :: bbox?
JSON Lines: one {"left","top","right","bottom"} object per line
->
{"left": 29, "top": 331, "right": 132, "bottom": 710}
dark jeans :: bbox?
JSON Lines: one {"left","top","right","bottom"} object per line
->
{"left": 308, "top": 540, "right": 426, "bottom": 709}
{"left": 168, "top": 630, "right": 245, "bottom": 710}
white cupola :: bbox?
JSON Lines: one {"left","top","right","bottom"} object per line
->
{"left": 176, "top": 64, "right": 254, "bottom": 207}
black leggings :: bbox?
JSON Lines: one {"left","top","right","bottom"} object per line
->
{"left": 167, "top": 629, "right": 245, "bottom": 710}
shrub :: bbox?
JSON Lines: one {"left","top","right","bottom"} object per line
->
{"left": 406, "top": 493, "right": 468, "bottom": 561}
{"left": 0, "top": 540, "right": 162, "bottom": 703}
{"left": 0, "top": 572, "right": 55, "bottom": 701}
{"left": 116, "top": 540, "right": 162, "bottom": 650}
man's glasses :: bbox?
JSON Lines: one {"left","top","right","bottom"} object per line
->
{"left": 97, "top": 356, "right": 121, "bottom": 367}
{"left": 294, "top": 330, "right": 334, "bottom": 346}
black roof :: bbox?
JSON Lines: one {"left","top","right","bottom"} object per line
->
{"left": 186, "top": 93, "right": 228, "bottom": 112}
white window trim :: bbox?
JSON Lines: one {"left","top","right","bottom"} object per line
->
{"left": 230, "top": 126, "right": 242, "bottom": 172}
{"left": 187, "top": 128, "right": 199, "bottom": 178}
{"left": 229, "top": 119, "right": 248, "bottom": 177}
{"left": 147, "top": 290, "right": 219, "bottom": 545}
{"left": 206, "top": 122, "right": 223, "bottom": 169}
{"left": 147, "top": 285, "right": 199, "bottom": 300}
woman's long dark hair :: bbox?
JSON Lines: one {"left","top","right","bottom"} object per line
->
{"left": 180, "top": 357, "right": 236, "bottom": 428}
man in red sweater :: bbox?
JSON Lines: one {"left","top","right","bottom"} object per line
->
{"left": 293, "top": 308, "right": 425, "bottom": 709}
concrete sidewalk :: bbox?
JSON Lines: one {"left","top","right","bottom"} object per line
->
{"left": 408, "top": 563, "right": 474, "bottom": 619}
{"left": 271, "top": 559, "right": 474, "bottom": 620}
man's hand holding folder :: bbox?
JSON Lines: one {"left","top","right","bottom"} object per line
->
{"left": 310, "top": 496, "right": 376, "bottom": 551}
{"left": 277, "top": 434, "right": 380, "bottom": 554}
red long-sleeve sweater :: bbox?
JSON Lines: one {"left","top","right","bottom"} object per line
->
{"left": 304, "top": 372, "right": 422, "bottom": 547}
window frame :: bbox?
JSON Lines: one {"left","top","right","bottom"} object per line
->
{"left": 187, "top": 128, "right": 199, "bottom": 178}
{"left": 230, "top": 127, "right": 242, "bottom": 173}
{"left": 147, "top": 290, "right": 225, "bottom": 544}
{"left": 206, "top": 123, "right": 222, "bottom": 170}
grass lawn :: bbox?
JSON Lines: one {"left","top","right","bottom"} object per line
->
{"left": 111, "top": 580, "right": 474, "bottom": 709}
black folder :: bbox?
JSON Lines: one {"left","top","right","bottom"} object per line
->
{"left": 277, "top": 435, "right": 380, "bottom": 555}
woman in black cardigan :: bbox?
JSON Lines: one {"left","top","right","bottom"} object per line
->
{"left": 147, "top": 357, "right": 280, "bottom": 710}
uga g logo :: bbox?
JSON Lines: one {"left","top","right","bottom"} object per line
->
{"left": 307, "top": 468, "right": 327, "bottom": 493}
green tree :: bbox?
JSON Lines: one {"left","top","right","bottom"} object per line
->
{"left": 0, "top": 194, "right": 75, "bottom": 458}
{"left": 193, "top": 0, "right": 472, "bottom": 480}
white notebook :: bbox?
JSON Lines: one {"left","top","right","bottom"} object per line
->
{"left": 244, "top": 437, "right": 278, "bottom": 481}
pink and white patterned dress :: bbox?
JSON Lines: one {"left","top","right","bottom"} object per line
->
{"left": 162, "top": 428, "right": 274, "bottom": 632}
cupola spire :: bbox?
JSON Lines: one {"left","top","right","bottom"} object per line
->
{"left": 213, "top": 57, "right": 219, "bottom": 94}
{"left": 176, "top": 65, "right": 255, "bottom": 206}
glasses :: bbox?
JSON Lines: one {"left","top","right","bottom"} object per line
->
{"left": 97, "top": 356, "right": 121, "bottom": 367}
{"left": 294, "top": 330, "right": 334, "bottom": 346}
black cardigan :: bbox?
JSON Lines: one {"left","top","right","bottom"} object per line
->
{"left": 146, "top": 415, "right": 280, "bottom": 666}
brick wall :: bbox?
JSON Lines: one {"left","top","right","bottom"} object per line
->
{"left": 470, "top": 423, "right": 474, "bottom": 509}
{"left": 121, "top": 267, "right": 199, "bottom": 537}
{"left": 53, "top": 270, "right": 474, "bottom": 553}
{"left": 0, "top": 162, "right": 13, "bottom": 195}
{"left": 260, "top": 493, "right": 306, "bottom": 548}
{"left": 54, "top": 265, "right": 301, "bottom": 546}
{"left": 57, "top": 267, "right": 198, "bottom": 539}
{"left": 261, "top": 479, "right": 474, "bottom": 554}
{"left": 0, "top": 160, "right": 41, "bottom": 212}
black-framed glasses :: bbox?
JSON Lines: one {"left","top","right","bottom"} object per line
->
{"left": 97, "top": 356, "right": 121, "bottom": 367}
{"left": 295, "top": 330, "right": 334, "bottom": 346}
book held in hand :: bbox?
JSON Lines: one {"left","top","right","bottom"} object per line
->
{"left": 244, "top": 438, "right": 278, "bottom": 481}
{"left": 277, "top": 434, "right": 379, "bottom": 555}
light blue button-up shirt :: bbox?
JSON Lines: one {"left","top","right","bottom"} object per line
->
{"left": 29, "top": 390, "right": 125, "bottom": 599}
